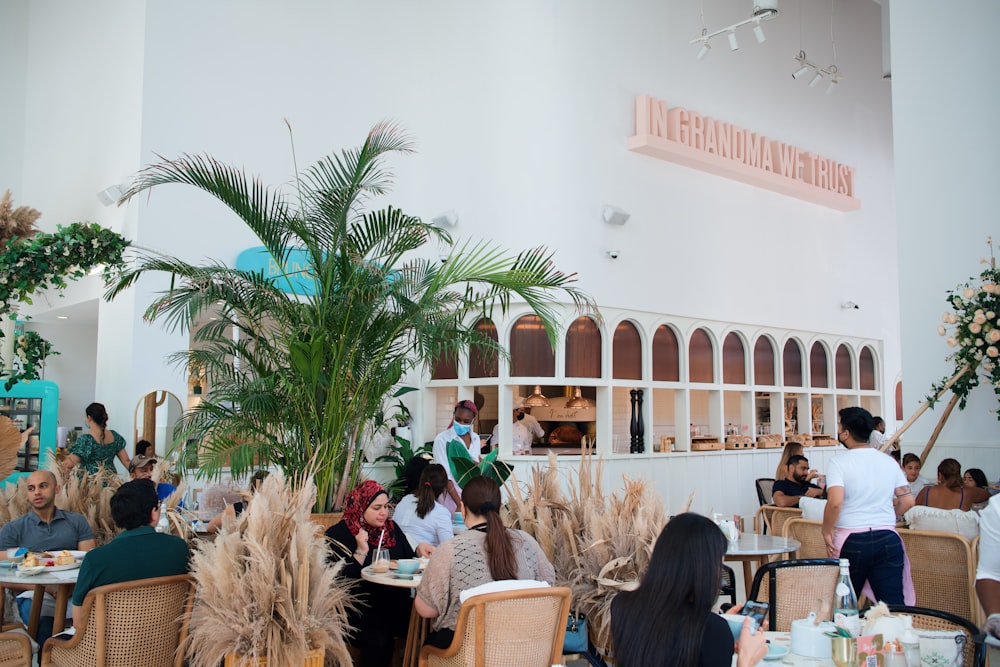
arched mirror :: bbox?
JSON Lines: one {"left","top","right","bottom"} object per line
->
{"left": 133, "top": 391, "right": 184, "bottom": 457}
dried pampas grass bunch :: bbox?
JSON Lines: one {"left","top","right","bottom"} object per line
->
{"left": 184, "top": 472, "right": 354, "bottom": 667}
{"left": 506, "top": 450, "right": 689, "bottom": 655}
{"left": 0, "top": 464, "right": 122, "bottom": 545}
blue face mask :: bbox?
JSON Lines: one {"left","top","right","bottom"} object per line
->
{"left": 453, "top": 422, "right": 472, "bottom": 436}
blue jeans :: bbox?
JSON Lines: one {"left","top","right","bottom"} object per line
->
{"left": 839, "top": 529, "right": 905, "bottom": 605}
{"left": 16, "top": 595, "right": 54, "bottom": 647}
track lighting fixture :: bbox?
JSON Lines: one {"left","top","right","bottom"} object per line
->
{"left": 690, "top": 0, "right": 778, "bottom": 59}
{"left": 791, "top": 51, "right": 843, "bottom": 93}
{"left": 809, "top": 72, "right": 823, "bottom": 87}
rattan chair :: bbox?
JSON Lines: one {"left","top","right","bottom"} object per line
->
{"left": 418, "top": 586, "right": 571, "bottom": 667}
{"left": 0, "top": 624, "right": 32, "bottom": 667}
{"left": 41, "top": 574, "right": 194, "bottom": 667}
{"left": 898, "top": 528, "right": 980, "bottom": 625}
{"left": 748, "top": 558, "right": 839, "bottom": 632}
{"left": 886, "top": 605, "right": 985, "bottom": 667}
{"left": 782, "top": 518, "right": 827, "bottom": 559}
{"left": 755, "top": 478, "right": 776, "bottom": 507}
{"left": 758, "top": 506, "right": 802, "bottom": 539}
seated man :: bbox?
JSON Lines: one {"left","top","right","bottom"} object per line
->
{"left": 72, "top": 479, "right": 189, "bottom": 628}
{"left": 771, "top": 454, "right": 826, "bottom": 507}
{"left": 128, "top": 454, "right": 177, "bottom": 502}
{"left": 0, "top": 470, "right": 95, "bottom": 644}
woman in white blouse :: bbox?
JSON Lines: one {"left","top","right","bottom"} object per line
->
{"left": 392, "top": 463, "right": 454, "bottom": 557}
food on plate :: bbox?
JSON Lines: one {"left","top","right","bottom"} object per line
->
{"left": 55, "top": 550, "right": 75, "bottom": 566}
{"left": 22, "top": 553, "right": 39, "bottom": 568}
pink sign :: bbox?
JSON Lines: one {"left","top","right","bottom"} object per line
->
{"left": 628, "top": 95, "right": 860, "bottom": 211}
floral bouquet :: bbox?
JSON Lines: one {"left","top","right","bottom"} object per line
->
{"left": 931, "top": 237, "right": 1000, "bottom": 418}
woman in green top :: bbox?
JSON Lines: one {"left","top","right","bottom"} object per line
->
{"left": 63, "top": 403, "right": 131, "bottom": 474}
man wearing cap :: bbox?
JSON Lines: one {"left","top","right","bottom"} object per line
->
{"left": 128, "top": 454, "right": 178, "bottom": 503}
{"left": 72, "top": 479, "right": 189, "bottom": 627}
{"left": 0, "top": 470, "right": 95, "bottom": 644}
{"left": 490, "top": 402, "right": 544, "bottom": 455}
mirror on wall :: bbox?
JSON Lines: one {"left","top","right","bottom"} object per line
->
{"left": 133, "top": 391, "right": 184, "bottom": 457}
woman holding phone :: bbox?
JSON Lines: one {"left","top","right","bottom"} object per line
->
{"left": 611, "top": 512, "right": 768, "bottom": 666}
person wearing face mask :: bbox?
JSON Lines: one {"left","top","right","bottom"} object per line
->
{"left": 822, "top": 407, "right": 915, "bottom": 605}
{"left": 490, "top": 400, "right": 544, "bottom": 455}
{"left": 432, "top": 400, "right": 481, "bottom": 512}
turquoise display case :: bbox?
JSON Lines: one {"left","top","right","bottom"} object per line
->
{"left": 0, "top": 380, "right": 58, "bottom": 486}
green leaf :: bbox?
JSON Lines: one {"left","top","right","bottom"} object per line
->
{"left": 446, "top": 439, "right": 475, "bottom": 481}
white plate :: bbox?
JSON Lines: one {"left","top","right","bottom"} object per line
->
{"left": 18, "top": 561, "right": 81, "bottom": 573}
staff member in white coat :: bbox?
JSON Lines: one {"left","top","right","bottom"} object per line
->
{"left": 491, "top": 401, "right": 544, "bottom": 455}
{"left": 432, "top": 400, "right": 480, "bottom": 513}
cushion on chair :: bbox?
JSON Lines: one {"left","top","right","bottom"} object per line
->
{"left": 799, "top": 496, "right": 827, "bottom": 522}
{"left": 458, "top": 579, "right": 550, "bottom": 603}
{"left": 904, "top": 506, "right": 979, "bottom": 541}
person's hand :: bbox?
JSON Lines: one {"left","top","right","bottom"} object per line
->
{"left": 806, "top": 487, "right": 824, "bottom": 498}
{"left": 417, "top": 543, "right": 435, "bottom": 557}
{"left": 735, "top": 616, "right": 768, "bottom": 667}
{"left": 354, "top": 528, "right": 369, "bottom": 556}
{"left": 823, "top": 532, "right": 838, "bottom": 558}
{"left": 806, "top": 469, "right": 819, "bottom": 482}
{"left": 984, "top": 613, "right": 1000, "bottom": 639}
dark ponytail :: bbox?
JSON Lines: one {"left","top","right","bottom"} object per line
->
{"left": 462, "top": 477, "right": 517, "bottom": 580}
{"left": 86, "top": 402, "right": 109, "bottom": 443}
{"left": 415, "top": 464, "right": 448, "bottom": 519}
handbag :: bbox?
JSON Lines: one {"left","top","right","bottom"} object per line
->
{"left": 563, "top": 612, "right": 588, "bottom": 654}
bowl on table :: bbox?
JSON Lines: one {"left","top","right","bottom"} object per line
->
{"left": 396, "top": 559, "right": 420, "bottom": 575}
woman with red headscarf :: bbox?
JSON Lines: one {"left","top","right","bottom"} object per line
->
{"left": 431, "top": 399, "right": 481, "bottom": 513}
{"left": 326, "top": 480, "right": 415, "bottom": 667}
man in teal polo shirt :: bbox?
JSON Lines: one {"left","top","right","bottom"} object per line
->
{"left": 71, "top": 479, "right": 189, "bottom": 627}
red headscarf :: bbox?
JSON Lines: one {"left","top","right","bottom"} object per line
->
{"left": 342, "top": 480, "right": 397, "bottom": 549}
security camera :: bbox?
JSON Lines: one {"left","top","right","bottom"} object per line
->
{"left": 607, "top": 250, "right": 621, "bottom": 259}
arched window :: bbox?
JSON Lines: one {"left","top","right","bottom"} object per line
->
{"left": 783, "top": 340, "right": 803, "bottom": 386}
{"left": 566, "top": 316, "right": 602, "bottom": 378}
{"left": 859, "top": 347, "right": 877, "bottom": 390}
{"left": 835, "top": 345, "right": 853, "bottom": 389}
{"left": 689, "top": 328, "right": 714, "bottom": 383}
{"left": 722, "top": 333, "right": 746, "bottom": 384}
{"left": 810, "top": 343, "right": 829, "bottom": 388}
{"left": 469, "top": 318, "right": 499, "bottom": 378}
{"left": 612, "top": 321, "right": 642, "bottom": 380}
{"left": 753, "top": 337, "right": 776, "bottom": 385}
{"left": 510, "top": 315, "right": 555, "bottom": 377}
{"left": 652, "top": 325, "right": 680, "bottom": 381}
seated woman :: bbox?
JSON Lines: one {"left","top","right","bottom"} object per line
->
{"left": 414, "top": 476, "right": 554, "bottom": 649}
{"left": 392, "top": 464, "right": 453, "bottom": 557}
{"left": 326, "top": 480, "right": 414, "bottom": 667}
{"left": 611, "top": 512, "right": 768, "bottom": 667}
{"left": 916, "top": 458, "right": 990, "bottom": 511}
{"left": 965, "top": 467, "right": 990, "bottom": 491}
{"left": 206, "top": 470, "right": 268, "bottom": 534}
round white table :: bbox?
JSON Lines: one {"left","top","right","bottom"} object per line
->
{"left": 0, "top": 566, "right": 80, "bottom": 637}
{"left": 361, "top": 566, "right": 426, "bottom": 667}
{"left": 724, "top": 535, "right": 801, "bottom": 598}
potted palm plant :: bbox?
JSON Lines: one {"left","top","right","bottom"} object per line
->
{"left": 108, "top": 122, "right": 592, "bottom": 512}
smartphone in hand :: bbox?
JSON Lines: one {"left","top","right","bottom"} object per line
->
{"left": 739, "top": 600, "right": 769, "bottom": 632}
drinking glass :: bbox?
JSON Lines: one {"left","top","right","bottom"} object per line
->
{"left": 831, "top": 636, "right": 857, "bottom": 667}
{"left": 372, "top": 549, "right": 391, "bottom": 573}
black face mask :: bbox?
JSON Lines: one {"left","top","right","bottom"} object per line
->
{"left": 517, "top": 412, "right": 525, "bottom": 421}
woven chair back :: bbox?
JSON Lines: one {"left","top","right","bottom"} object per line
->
{"left": 761, "top": 506, "right": 802, "bottom": 537}
{"left": 420, "top": 586, "right": 571, "bottom": 667}
{"left": 749, "top": 559, "right": 839, "bottom": 632}
{"left": 42, "top": 574, "right": 194, "bottom": 667}
{"left": 887, "top": 605, "right": 984, "bottom": 667}
{"left": 898, "top": 529, "right": 979, "bottom": 625}
{"left": 782, "top": 518, "right": 827, "bottom": 559}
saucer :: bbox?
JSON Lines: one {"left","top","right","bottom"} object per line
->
{"left": 764, "top": 644, "right": 789, "bottom": 661}
{"left": 393, "top": 573, "right": 414, "bottom": 580}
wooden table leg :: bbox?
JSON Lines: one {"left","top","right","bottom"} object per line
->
{"left": 52, "top": 584, "right": 71, "bottom": 634}
{"left": 402, "top": 606, "right": 429, "bottom": 667}
{"left": 26, "top": 584, "right": 44, "bottom": 639}
{"left": 742, "top": 560, "right": 755, "bottom": 598}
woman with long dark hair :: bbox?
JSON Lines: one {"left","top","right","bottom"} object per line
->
{"left": 392, "top": 463, "right": 454, "bottom": 556}
{"left": 414, "top": 476, "right": 554, "bottom": 649}
{"left": 611, "top": 513, "right": 767, "bottom": 667}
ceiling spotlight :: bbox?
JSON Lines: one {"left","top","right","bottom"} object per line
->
{"left": 752, "top": 21, "right": 766, "bottom": 44}
{"left": 826, "top": 78, "right": 839, "bottom": 94}
{"left": 809, "top": 72, "right": 823, "bottom": 88}
{"left": 792, "top": 64, "right": 811, "bottom": 79}
{"left": 697, "top": 42, "right": 711, "bottom": 60}
{"left": 727, "top": 31, "right": 739, "bottom": 51}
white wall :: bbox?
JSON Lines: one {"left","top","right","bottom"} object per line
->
{"left": 5, "top": 1, "right": 912, "bottom": 518}
{"left": 0, "top": 0, "right": 28, "bottom": 195}
{"left": 890, "top": 0, "right": 1000, "bottom": 474}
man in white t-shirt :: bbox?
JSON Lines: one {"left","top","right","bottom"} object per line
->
{"left": 823, "top": 407, "right": 914, "bottom": 605}
{"left": 490, "top": 402, "right": 544, "bottom": 455}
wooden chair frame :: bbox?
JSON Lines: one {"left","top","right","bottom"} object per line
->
{"left": 886, "top": 604, "right": 985, "bottom": 667}
{"left": 418, "top": 586, "right": 571, "bottom": 667}
{"left": 748, "top": 558, "right": 840, "bottom": 632}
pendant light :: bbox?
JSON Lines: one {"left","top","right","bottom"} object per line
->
{"left": 565, "top": 387, "right": 594, "bottom": 409}
{"left": 523, "top": 385, "right": 550, "bottom": 408}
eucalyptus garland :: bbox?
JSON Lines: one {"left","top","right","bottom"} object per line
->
{"left": 929, "top": 238, "right": 1000, "bottom": 419}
